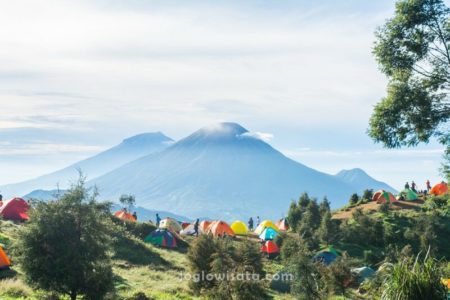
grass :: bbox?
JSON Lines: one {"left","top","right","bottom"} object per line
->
{"left": 0, "top": 278, "right": 32, "bottom": 299}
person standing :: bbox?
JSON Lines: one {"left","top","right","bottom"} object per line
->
{"left": 405, "top": 182, "right": 410, "bottom": 189}
{"left": 426, "top": 180, "right": 431, "bottom": 192}
{"left": 132, "top": 212, "right": 138, "bottom": 221}
{"left": 248, "top": 217, "right": 254, "bottom": 231}
{"left": 156, "top": 213, "right": 161, "bottom": 227}
{"left": 194, "top": 218, "right": 199, "bottom": 237}
{"left": 411, "top": 181, "right": 417, "bottom": 192}
{"left": 256, "top": 216, "right": 260, "bottom": 227}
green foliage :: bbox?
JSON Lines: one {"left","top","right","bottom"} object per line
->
{"left": 317, "top": 211, "right": 339, "bottom": 245}
{"left": 111, "top": 216, "right": 156, "bottom": 240}
{"left": 362, "top": 189, "right": 374, "bottom": 201}
{"left": 378, "top": 202, "right": 390, "bottom": 214}
{"left": 349, "top": 193, "right": 360, "bottom": 206}
{"left": 187, "top": 236, "right": 267, "bottom": 299}
{"left": 370, "top": 0, "right": 450, "bottom": 178}
{"left": 382, "top": 252, "right": 448, "bottom": 300}
{"left": 322, "top": 256, "right": 355, "bottom": 297}
{"left": 13, "top": 178, "right": 114, "bottom": 300}
{"left": 288, "top": 253, "right": 325, "bottom": 300}
{"left": 119, "top": 194, "right": 136, "bottom": 209}
{"left": 319, "top": 197, "right": 331, "bottom": 217}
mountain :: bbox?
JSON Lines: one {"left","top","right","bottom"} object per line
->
{"left": 89, "top": 122, "right": 362, "bottom": 220}
{"left": 0, "top": 132, "right": 173, "bottom": 198}
{"left": 22, "top": 189, "right": 191, "bottom": 223}
{"left": 335, "top": 168, "right": 397, "bottom": 194}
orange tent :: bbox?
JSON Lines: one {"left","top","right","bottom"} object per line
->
{"left": 276, "top": 218, "right": 289, "bottom": 231}
{"left": 430, "top": 182, "right": 448, "bottom": 196}
{"left": 114, "top": 210, "right": 136, "bottom": 222}
{"left": 0, "top": 246, "right": 11, "bottom": 269}
{"left": 199, "top": 220, "right": 211, "bottom": 233}
{"left": 372, "top": 190, "right": 397, "bottom": 204}
{"left": 206, "top": 221, "right": 234, "bottom": 237}
{"left": 261, "top": 240, "right": 279, "bottom": 258}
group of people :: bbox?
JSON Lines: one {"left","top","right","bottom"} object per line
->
{"left": 404, "top": 179, "right": 432, "bottom": 194}
{"left": 247, "top": 216, "right": 260, "bottom": 231}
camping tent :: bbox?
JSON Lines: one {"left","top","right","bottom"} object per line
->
{"left": 351, "top": 266, "right": 375, "bottom": 284}
{"left": 206, "top": 221, "right": 234, "bottom": 237}
{"left": 180, "top": 224, "right": 196, "bottom": 236}
{"left": 114, "top": 210, "right": 136, "bottom": 222}
{"left": 430, "top": 182, "right": 448, "bottom": 196}
{"left": 259, "top": 227, "right": 279, "bottom": 241}
{"left": 159, "top": 218, "right": 182, "bottom": 233}
{"left": 0, "top": 198, "right": 29, "bottom": 221}
{"left": 261, "top": 240, "right": 279, "bottom": 259}
{"left": 313, "top": 247, "right": 340, "bottom": 266}
{"left": 254, "top": 220, "right": 279, "bottom": 235}
{"left": 397, "top": 188, "right": 418, "bottom": 201}
{"left": 181, "top": 222, "right": 190, "bottom": 229}
{"left": 275, "top": 218, "right": 289, "bottom": 231}
{"left": 144, "top": 229, "right": 177, "bottom": 248}
{"left": 0, "top": 246, "right": 11, "bottom": 270}
{"left": 199, "top": 220, "right": 211, "bottom": 233}
{"left": 372, "top": 190, "right": 397, "bottom": 204}
{"left": 230, "top": 220, "right": 248, "bottom": 235}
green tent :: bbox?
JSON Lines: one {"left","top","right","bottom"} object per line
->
{"left": 398, "top": 188, "right": 418, "bottom": 201}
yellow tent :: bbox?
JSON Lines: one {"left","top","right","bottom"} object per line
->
{"left": 230, "top": 220, "right": 248, "bottom": 235}
{"left": 254, "top": 220, "right": 279, "bottom": 235}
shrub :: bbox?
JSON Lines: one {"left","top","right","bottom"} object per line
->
{"left": 0, "top": 279, "right": 32, "bottom": 298}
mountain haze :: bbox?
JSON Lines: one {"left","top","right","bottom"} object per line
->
{"left": 335, "top": 168, "right": 397, "bottom": 194}
{"left": 90, "top": 123, "right": 362, "bottom": 220}
{"left": 0, "top": 132, "right": 173, "bottom": 197}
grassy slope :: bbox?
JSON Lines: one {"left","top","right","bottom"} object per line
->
{"left": 0, "top": 220, "right": 293, "bottom": 300}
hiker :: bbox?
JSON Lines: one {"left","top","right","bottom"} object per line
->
{"left": 132, "top": 212, "right": 137, "bottom": 221}
{"left": 256, "top": 216, "right": 260, "bottom": 227}
{"left": 248, "top": 217, "right": 254, "bottom": 231}
{"left": 404, "top": 182, "right": 410, "bottom": 189}
{"left": 411, "top": 181, "right": 417, "bottom": 192}
{"left": 194, "top": 218, "right": 199, "bottom": 237}
{"left": 426, "top": 180, "right": 431, "bottom": 192}
{"left": 156, "top": 213, "right": 161, "bottom": 227}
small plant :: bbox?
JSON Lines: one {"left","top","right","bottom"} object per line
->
{"left": 0, "top": 279, "right": 32, "bottom": 298}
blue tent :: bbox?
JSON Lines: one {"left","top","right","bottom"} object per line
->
{"left": 259, "top": 227, "right": 279, "bottom": 241}
{"left": 144, "top": 229, "right": 177, "bottom": 248}
{"left": 312, "top": 251, "right": 337, "bottom": 265}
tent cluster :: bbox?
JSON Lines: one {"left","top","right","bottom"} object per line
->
{"left": 0, "top": 197, "right": 29, "bottom": 221}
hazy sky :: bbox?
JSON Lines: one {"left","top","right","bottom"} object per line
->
{"left": 0, "top": 0, "right": 446, "bottom": 190}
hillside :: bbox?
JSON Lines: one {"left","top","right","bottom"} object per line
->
{"left": 0, "top": 132, "right": 173, "bottom": 198}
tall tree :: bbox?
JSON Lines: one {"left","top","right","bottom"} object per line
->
{"left": 370, "top": 0, "right": 450, "bottom": 180}
{"left": 14, "top": 178, "right": 113, "bottom": 300}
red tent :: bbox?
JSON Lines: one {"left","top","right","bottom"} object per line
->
{"left": 261, "top": 240, "right": 279, "bottom": 259}
{"left": 114, "top": 210, "right": 136, "bottom": 222}
{"left": 0, "top": 198, "right": 29, "bottom": 221}
{"left": 430, "top": 182, "right": 448, "bottom": 196}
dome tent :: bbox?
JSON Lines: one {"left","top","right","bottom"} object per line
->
{"left": 397, "top": 188, "right": 418, "bottom": 201}
{"left": 275, "top": 218, "right": 289, "bottom": 231}
{"left": 430, "top": 182, "right": 448, "bottom": 196}
{"left": 230, "top": 220, "right": 248, "bottom": 235}
{"left": 254, "top": 220, "right": 279, "bottom": 235}
{"left": 372, "top": 190, "right": 397, "bottom": 204}
{"left": 261, "top": 240, "right": 279, "bottom": 259}
{"left": 114, "top": 210, "right": 136, "bottom": 222}
{"left": 351, "top": 266, "right": 375, "bottom": 284}
{"left": 206, "top": 221, "right": 234, "bottom": 237}
{"left": 259, "top": 227, "right": 279, "bottom": 241}
{"left": 0, "top": 245, "right": 11, "bottom": 270}
{"left": 159, "top": 218, "right": 182, "bottom": 233}
{"left": 180, "top": 224, "right": 196, "bottom": 236}
{"left": 0, "top": 198, "right": 29, "bottom": 221}
{"left": 313, "top": 246, "right": 341, "bottom": 266}
{"left": 199, "top": 220, "right": 211, "bottom": 233}
{"left": 144, "top": 229, "right": 177, "bottom": 248}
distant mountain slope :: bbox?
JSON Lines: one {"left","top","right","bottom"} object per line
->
{"left": 1, "top": 132, "right": 173, "bottom": 198}
{"left": 22, "top": 189, "right": 191, "bottom": 223}
{"left": 90, "top": 123, "right": 359, "bottom": 220}
{"left": 335, "top": 168, "right": 397, "bottom": 194}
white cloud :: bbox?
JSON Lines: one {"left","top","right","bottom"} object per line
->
{"left": 241, "top": 131, "right": 274, "bottom": 142}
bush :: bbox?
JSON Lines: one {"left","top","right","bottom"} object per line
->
{"left": 382, "top": 252, "right": 447, "bottom": 300}
{"left": 0, "top": 279, "right": 32, "bottom": 298}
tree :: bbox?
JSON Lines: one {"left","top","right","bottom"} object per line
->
{"left": 349, "top": 193, "right": 359, "bottom": 205}
{"left": 14, "top": 178, "right": 113, "bottom": 300}
{"left": 362, "top": 189, "right": 374, "bottom": 202}
{"left": 119, "top": 194, "right": 136, "bottom": 210}
{"left": 289, "top": 253, "right": 325, "bottom": 300}
{"left": 370, "top": 0, "right": 450, "bottom": 180}
{"left": 317, "top": 211, "right": 338, "bottom": 245}
{"left": 319, "top": 197, "right": 331, "bottom": 217}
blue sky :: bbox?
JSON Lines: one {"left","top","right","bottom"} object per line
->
{"left": 0, "top": 0, "right": 446, "bottom": 190}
